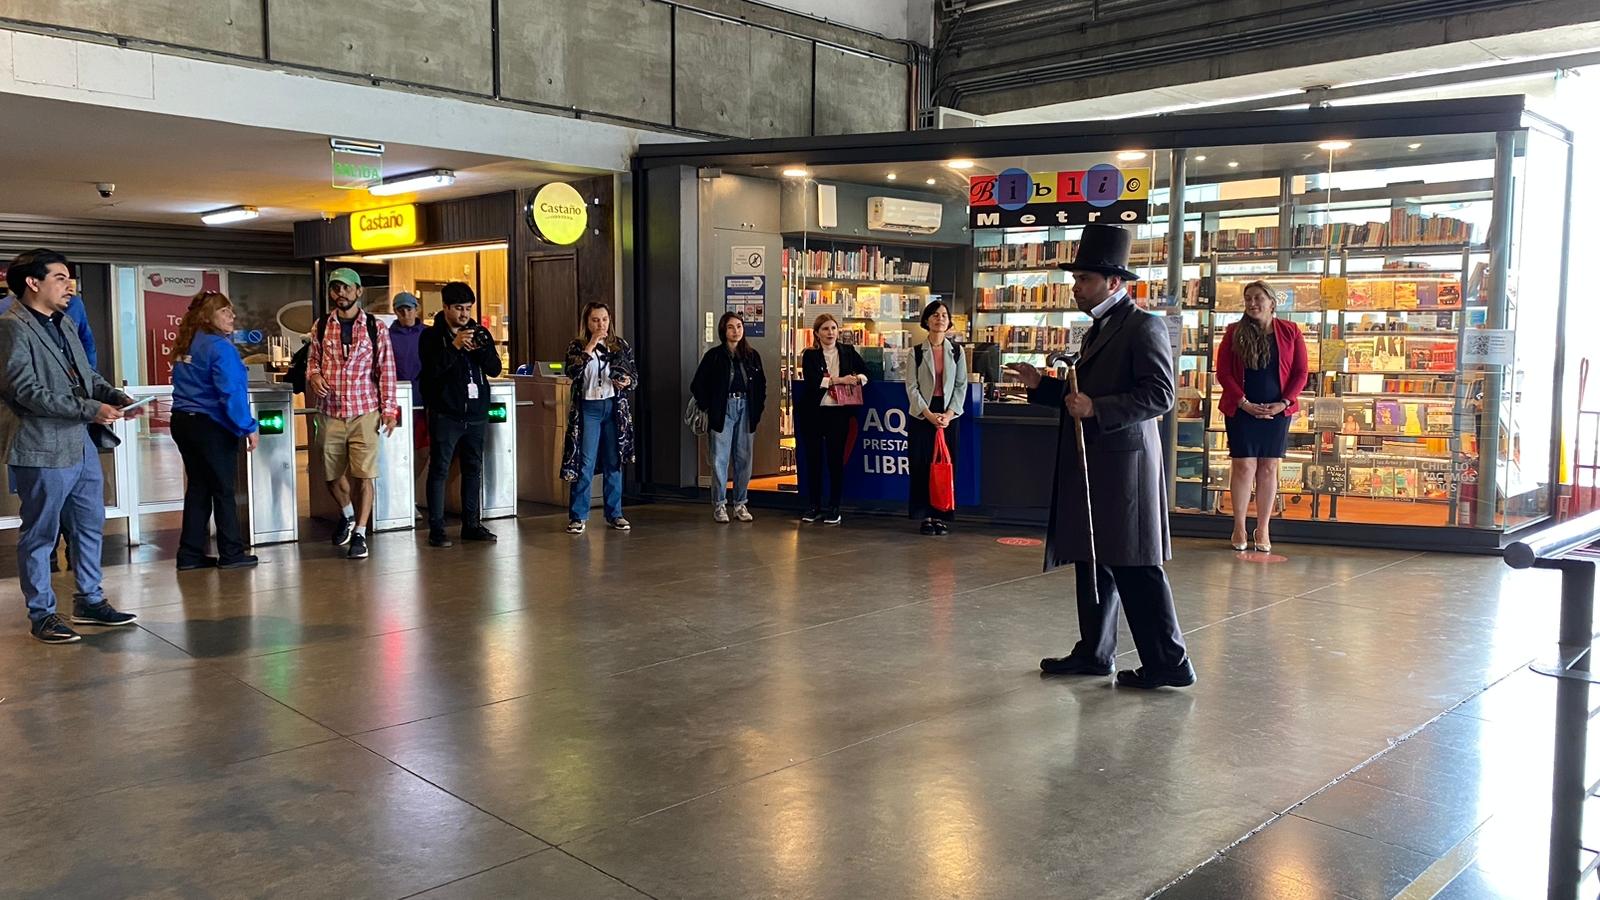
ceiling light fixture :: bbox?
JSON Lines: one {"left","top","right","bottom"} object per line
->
{"left": 368, "top": 168, "right": 457, "bottom": 196}
{"left": 782, "top": 167, "right": 810, "bottom": 178}
{"left": 1317, "top": 140, "right": 1353, "bottom": 151}
{"left": 925, "top": 177, "right": 937, "bottom": 185}
{"left": 886, "top": 172, "right": 897, "bottom": 181}
{"left": 200, "top": 205, "right": 260, "bottom": 226}
{"left": 1408, "top": 142, "right": 1423, "bottom": 150}
{"left": 1227, "top": 161, "right": 1240, "bottom": 168}
{"left": 947, "top": 159, "right": 975, "bottom": 170}
{"left": 1194, "top": 155, "right": 1207, "bottom": 162}
{"left": 1116, "top": 151, "right": 1147, "bottom": 161}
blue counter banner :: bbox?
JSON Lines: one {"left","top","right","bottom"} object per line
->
{"left": 794, "top": 380, "right": 982, "bottom": 506}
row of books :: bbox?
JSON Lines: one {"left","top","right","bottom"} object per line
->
{"left": 1204, "top": 459, "right": 1454, "bottom": 500}
{"left": 1343, "top": 337, "right": 1458, "bottom": 373}
{"left": 976, "top": 284, "right": 1078, "bottom": 310}
{"left": 975, "top": 234, "right": 1194, "bottom": 270}
{"left": 975, "top": 323, "right": 1089, "bottom": 353}
{"left": 785, "top": 246, "right": 930, "bottom": 284}
{"left": 1213, "top": 277, "right": 1464, "bottom": 312}
{"left": 1205, "top": 212, "right": 1475, "bottom": 253}
{"left": 798, "top": 288, "right": 924, "bottom": 321}
{"left": 1338, "top": 373, "right": 1462, "bottom": 394}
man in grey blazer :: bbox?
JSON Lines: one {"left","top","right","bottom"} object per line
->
{"left": 0, "top": 249, "right": 142, "bottom": 643}
{"left": 1007, "top": 225, "right": 1195, "bottom": 689}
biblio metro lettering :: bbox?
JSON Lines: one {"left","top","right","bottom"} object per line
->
{"left": 969, "top": 165, "right": 1150, "bottom": 229}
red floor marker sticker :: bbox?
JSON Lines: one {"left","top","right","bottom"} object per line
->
{"left": 997, "top": 537, "right": 1043, "bottom": 547}
{"left": 1236, "top": 550, "right": 1287, "bottom": 563}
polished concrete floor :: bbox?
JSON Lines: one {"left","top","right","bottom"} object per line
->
{"left": 0, "top": 504, "right": 1569, "bottom": 899}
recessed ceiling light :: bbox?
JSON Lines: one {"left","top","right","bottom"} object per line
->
{"left": 1116, "top": 151, "right": 1147, "bottom": 161}
{"left": 200, "top": 205, "right": 259, "bottom": 226}
{"left": 1194, "top": 155, "right": 1207, "bottom": 162}
{"left": 782, "top": 168, "right": 809, "bottom": 178}
{"left": 369, "top": 168, "right": 456, "bottom": 196}
{"left": 1408, "top": 142, "right": 1422, "bottom": 150}
{"left": 925, "top": 177, "right": 937, "bottom": 185}
{"left": 947, "top": 159, "right": 975, "bottom": 170}
{"left": 1317, "top": 140, "right": 1353, "bottom": 151}
{"left": 1227, "top": 161, "right": 1240, "bottom": 168}
{"left": 886, "top": 172, "right": 897, "bottom": 181}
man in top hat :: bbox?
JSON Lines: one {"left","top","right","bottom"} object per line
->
{"left": 1006, "top": 223, "right": 1196, "bottom": 689}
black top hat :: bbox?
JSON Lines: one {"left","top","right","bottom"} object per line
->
{"left": 1059, "top": 223, "right": 1140, "bottom": 281}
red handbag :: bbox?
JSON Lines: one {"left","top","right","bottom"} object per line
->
{"left": 929, "top": 429, "right": 955, "bottom": 513}
{"left": 827, "top": 381, "right": 864, "bottom": 406}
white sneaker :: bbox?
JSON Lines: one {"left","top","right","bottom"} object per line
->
{"left": 607, "top": 517, "right": 631, "bottom": 531}
{"left": 566, "top": 520, "right": 585, "bottom": 534}
{"left": 714, "top": 505, "right": 730, "bottom": 523}
{"left": 732, "top": 504, "right": 753, "bottom": 523}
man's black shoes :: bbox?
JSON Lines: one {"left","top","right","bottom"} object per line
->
{"left": 31, "top": 614, "right": 81, "bottom": 644}
{"left": 428, "top": 531, "right": 453, "bottom": 548}
{"left": 461, "top": 525, "right": 498, "bottom": 543}
{"left": 70, "top": 601, "right": 137, "bottom": 628}
{"left": 177, "top": 556, "right": 218, "bottom": 571}
{"left": 333, "top": 516, "right": 355, "bottom": 547}
{"left": 1039, "top": 655, "right": 1113, "bottom": 677}
{"left": 218, "top": 555, "right": 259, "bottom": 570}
{"left": 1116, "top": 660, "right": 1197, "bottom": 689}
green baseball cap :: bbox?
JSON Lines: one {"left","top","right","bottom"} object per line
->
{"left": 326, "top": 267, "right": 362, "bottom": 288}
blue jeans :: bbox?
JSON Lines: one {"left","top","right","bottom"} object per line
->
{"left": 14, "top": 429, "right": 106, "bottom": 622}
{"left": 569, "top": 398, "right": 624, "bottom": 522}
{"left": 707, "top": 395, "right": 752, "bottom": 507}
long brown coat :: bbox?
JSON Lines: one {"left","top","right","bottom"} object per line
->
{"left": 1030, "top": 297, "right": 1175, "bottom": 570}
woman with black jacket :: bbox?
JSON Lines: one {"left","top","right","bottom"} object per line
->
{"left": 798, "top": 313, "right": 868, "bottom": 525}
{"left": 690, "top": 312, "right": 767, "bottom": 523}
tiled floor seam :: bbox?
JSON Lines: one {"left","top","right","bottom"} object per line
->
{"left": 392, "top": 849, "right": 552, "bottom": 900}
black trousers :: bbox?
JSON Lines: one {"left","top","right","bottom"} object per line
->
{"left": 907, "top": 395, "right": 957, "bottom": 521}
{"left": 1072, "top": 562, "right": 1188, "bottom": 670}
{"left": 170, "top": 411, "right": 247, "bottom": 564}
{"left": 427, "top": 412, "right": 486, "bottom": 532}
{"left": 803, "top": 405, "right": 855, "bottom": 510}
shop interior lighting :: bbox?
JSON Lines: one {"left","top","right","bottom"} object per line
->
{"left": 1317, "top": 141, "right": 1353, "bottom": 151}
{"left": 1194, "top": 155, "right": 1207, "bottom": 162}
{"left": 946, "top": 159, "right": 975, "bottom": 170}
{"left": 1116, "top": 151, "right": 1147, "bottom": 161}
{"left": 1408, "top": 143, "right": 1423, "bottom": 150}
{"left": 346, "top": 241, "right": 508, "bottom": 262}
{"left": 368, "top": 168, "right": 456, "bottom": 196}
{"left": 886, "top": 173, "right": 897, "bottom": 181}
{"left": 200, "top": 205, "right": 260, "bottom": 225}
{"left": 1227, "top": 161, "right": 1240, "bottom": 168}
{"left": 782, "top": 168, "right": 809, "bottom": 178}
{"left": 925, "top": 177, "right": 937, "bottom": 185}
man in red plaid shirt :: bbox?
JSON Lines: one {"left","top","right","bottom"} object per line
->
{"left": 306, "top": 268, "right": 398, "bottom": 560}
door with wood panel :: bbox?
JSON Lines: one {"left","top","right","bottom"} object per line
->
{"left": 527, "top": 255, "right": 580, "bottom": 367}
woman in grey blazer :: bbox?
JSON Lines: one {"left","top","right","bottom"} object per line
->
{"left": 906, "top": 300, "right": 967, "bottom": 535}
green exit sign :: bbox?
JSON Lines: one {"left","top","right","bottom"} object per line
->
{"left": 487, "top": 401, "right": 508, "bottom": 423}
{"left": 258, "top": 409, "right": 286, "bottom": 435}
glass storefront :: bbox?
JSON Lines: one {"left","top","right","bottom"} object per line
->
{"left": 637, "top": 97, "right": 1574, "bottom": 549}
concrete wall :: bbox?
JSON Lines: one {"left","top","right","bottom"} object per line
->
{"left": 764, "top": 0, "right": 935, "bottom": 44}
{"left": 5, "top": 0, "right": 913, "bottom": 137}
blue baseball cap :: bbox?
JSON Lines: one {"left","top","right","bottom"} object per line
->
{"left": 391, "top": 291, "right": 419, "bottom": 310}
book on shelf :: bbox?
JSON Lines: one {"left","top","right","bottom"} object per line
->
{"left": 1343, "top": 399, "right": 1374, "bottom": 433}
{"left": 1373, "top": 400, "right": 1404, "bottom": 433}
{"left": 1347, "top": 467, "right": 1375, "bottom": 496}
{"left": 1279, "top": 461, "right": 1304, "bottom": 492}
{"left": 1206, "top": 212, "right": 1474, "bottom": 255}
{"left": 1421, "top": 466, "right": 1452, "bottom": 500}
{"left": 786, "top": 245, "right": 930, "bottom": 283}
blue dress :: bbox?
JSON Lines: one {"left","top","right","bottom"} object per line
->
{"left": 1225, "top": 338, "right": 1290, "bottom": 459}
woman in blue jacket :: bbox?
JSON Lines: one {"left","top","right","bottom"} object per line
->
{"left": 170, "top": 291, "right": 259, "bottom": 570}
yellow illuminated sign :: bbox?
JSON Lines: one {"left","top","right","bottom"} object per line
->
{"left": 350, "top": 203, "right": 419, "bottom": 251}
{"left": 529, "top": 182, "right": 588, "bottom": 245}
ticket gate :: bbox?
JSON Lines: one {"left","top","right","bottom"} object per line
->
{"left": 307, "top": 383, "right": 415, "bottom": 532}
{"left": 429, "top": 380, "right": 518, "bottom": 521}
{"left": 240, "top": 387, "right": 298, "bottom": 544}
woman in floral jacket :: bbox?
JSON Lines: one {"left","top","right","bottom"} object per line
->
{"left": 560, "top": 301, "right": 639, "bottom": 534}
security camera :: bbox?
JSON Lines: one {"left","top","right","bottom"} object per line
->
{"left": 95, "top": 182, "right": 115, "bottom": 199}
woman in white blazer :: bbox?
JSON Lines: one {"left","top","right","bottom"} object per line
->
{"left": 906, "top": 300, "right": 968, "bottom": 535}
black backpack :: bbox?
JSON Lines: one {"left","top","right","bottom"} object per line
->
{"left": 286, "top": 313, "right": 380, "bottom": 394}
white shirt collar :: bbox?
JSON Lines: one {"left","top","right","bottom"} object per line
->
{"left": 1089, "top": 288, "right": 1128, "bottom": 320}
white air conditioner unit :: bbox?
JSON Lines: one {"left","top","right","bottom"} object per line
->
{"left": 868, "top": 197, "right": 943, "bottom": 235}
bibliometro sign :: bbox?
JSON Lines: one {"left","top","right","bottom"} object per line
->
{"left": 969, "top": 165, "right": 1150, "bottom": 229}
{"left": 528, "top": 182, "right": 588, "bottom": 245}
{"left": 349, "top": 203, "right": 419, "bottom": 251}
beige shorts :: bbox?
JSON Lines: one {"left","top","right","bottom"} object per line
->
{"left": 319, "top": 411, "right": 381, "bottom": 480}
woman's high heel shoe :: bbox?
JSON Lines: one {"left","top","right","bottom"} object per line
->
{"left": 1252, "top": 529, "right": 1272, "bottom": 553}
{"left": 1230, "top": 534, "right": 1249, "bottom": 552}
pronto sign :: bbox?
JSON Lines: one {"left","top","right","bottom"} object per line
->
{"left": 528, "top": 182, "right": 588, "bottom": 245}
{"left": 350, "top": 203, "right": 419, "bottom": 251}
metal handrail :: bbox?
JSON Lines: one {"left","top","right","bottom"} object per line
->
{"left": 1506, "top": 509, "right": 1600, "bottom": 569}
{"left": 1504, "top": 508, "right": 1600, "bottom": 900}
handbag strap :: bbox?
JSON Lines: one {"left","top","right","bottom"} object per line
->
{"left": 931, "top": 428, "right": 950, "bottom": 463}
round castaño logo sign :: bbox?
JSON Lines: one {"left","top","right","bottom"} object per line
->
{"left": 528, "top": 182, "right": 588, "bottom": 245}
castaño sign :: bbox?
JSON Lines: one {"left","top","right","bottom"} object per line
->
{"left": 527, "top": 182, "right": 588, "bottom": 245}
{"left": 349, "top": 203, "right": 419, "bottom": 251}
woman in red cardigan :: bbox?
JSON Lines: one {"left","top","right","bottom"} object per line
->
{"left": 1215, "top": 281, "right": 1308, "bottom": 553}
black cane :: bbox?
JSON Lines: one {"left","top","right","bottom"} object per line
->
{"left": 1067, "top": 359, "right": 1100, "bottom": 606}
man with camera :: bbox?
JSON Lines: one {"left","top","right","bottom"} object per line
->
{"left": 418, "top": 281, "right": 502, "bottom": 547}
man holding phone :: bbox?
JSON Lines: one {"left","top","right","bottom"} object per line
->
{"left": 0, "top": 249, "right": 144, "bottom": 643}
{"left": 418, "top": 281, "right": 502, "bottom": 547}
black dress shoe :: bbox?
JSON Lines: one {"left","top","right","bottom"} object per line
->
{"left": 461, "top": 525, "right": 498, "bottom": 542}
{"left": 428, "top": 531, "right": 454, "bottom": 548}
{"left": 1116, "top": 660, "right": 1197, "bottom": 689}
{"left": 1039, "top": 655, "right": 1113, "bottom": 676}
{"left": 218, "top": 555, "right": 259, "bottom": 570}
{"left": 177, "top": 556, "right": 219, "bottom": 572}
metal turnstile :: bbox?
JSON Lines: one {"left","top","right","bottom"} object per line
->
{"left": 431, "top": 380, "right": 518, "bottom": 521}
{"left": 307, "top": 383, "right": 415, "bottom": 532}
{"left": 240, "top": 387, "right": 298, "bottom": 545}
